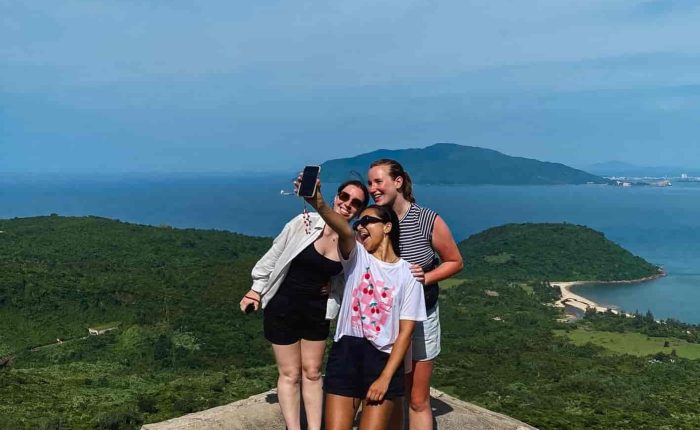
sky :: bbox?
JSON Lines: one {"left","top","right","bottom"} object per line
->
{"left": 3, "top": 0, "right": 700, "bottom": 174}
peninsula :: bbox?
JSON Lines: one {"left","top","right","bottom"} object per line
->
{"left": 456, "top": 222, "right": 660, "bottom": 282}
{"left": 455, "top": 222, "right": 663, "bottom": 317}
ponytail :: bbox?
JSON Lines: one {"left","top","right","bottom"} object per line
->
{"left": 369, "top": 159, "right": 415, "bottom": 203}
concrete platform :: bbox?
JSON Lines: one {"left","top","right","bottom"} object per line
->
{"left": 142, "top": 387, "right": 537, "bottom": 430}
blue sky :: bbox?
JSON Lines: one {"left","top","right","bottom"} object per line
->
{"left": 2, "top": 0, "right": 700, "bottom": 173}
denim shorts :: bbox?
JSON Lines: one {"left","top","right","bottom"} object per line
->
{"left": 411, "top": 302, "right": 441, "bottom": 361}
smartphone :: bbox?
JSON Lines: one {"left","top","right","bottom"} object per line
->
{"left": 297, "top": 165, "right": 321, "bottom": 197}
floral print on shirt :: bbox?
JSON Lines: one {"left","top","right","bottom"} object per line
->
{"left": 350, "top": 266, "right": 395, "bottom": 340}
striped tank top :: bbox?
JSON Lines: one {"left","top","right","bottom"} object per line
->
{"left": 398, "top": 203, "right": 440, "bottom": 310}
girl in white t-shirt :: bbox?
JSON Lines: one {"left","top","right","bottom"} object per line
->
{"left": 304, "top": 179, "right": 427, "bottom": 430}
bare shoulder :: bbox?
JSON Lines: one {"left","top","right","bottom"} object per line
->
{"left": 431, "top": 215, "right": 461, "bottom": 259}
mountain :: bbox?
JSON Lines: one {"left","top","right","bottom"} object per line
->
{"left": 321, "top": 143, "right": 606, "bottom": 185}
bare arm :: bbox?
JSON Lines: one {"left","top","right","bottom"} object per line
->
{"left": 425, "top": 215, "right": 464, "bottom": 286}
{"left": 304, "top": 180, "right": 356, "bottom": 259}
{"left": 366, "top": 319, "right": 416, "bottom": 402}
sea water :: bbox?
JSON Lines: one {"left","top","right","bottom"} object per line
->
{"left": 2, "top": 174, "right": 699, "bottom": 323}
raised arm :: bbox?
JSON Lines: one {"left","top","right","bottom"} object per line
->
{"left": 425, "top": 215, "right": 464, "bottom": 285}
{"left": 303, "top": 179, "right": 356, "bottom": 259}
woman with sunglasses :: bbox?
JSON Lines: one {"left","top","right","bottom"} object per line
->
{"left": 367, "top": 159, "right": 463, "bottom": 430}
{"left": 303, "top": 178, "right": 427, "bottom": 430}
{"left": 239, "top": 180, "right": 369, "bottom": 430}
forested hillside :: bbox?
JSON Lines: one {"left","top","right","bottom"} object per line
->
{"left": 0, "top": 216, "right": 277, "bottom": 429}
{"left": 1, "top": 216, "right": 698, "bottom": 430}
{"left": 457, "top": 223, "right": 661, "bottom": 281}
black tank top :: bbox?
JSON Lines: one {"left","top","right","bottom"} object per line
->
{"left": 279, "top": 242, "right": 342, "bottom": 297}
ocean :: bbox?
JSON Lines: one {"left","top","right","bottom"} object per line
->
{"left": 2, "top": 174, "right": 699, "bottom": 323}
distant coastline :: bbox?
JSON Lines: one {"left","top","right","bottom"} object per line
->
{"left": 551, "top": 270, "right": 666, "bottom": 318}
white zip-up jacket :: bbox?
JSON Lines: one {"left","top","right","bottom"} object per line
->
{"left": 250, "top": 212, "right": 343, "bottom": 319}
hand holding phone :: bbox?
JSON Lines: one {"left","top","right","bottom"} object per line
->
{"left": 296, "top": 165, "right": 321, "bottom": 198}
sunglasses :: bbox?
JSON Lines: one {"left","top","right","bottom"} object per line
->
{"left": 352, "top": 215, "right": 384, "bottom": 231}
{"left": 338, "top": 191, "right": 364, "bottom": 210}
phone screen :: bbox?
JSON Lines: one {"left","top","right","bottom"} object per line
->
{"left": 298, "top": 165, "right": 321, "bottom": 197}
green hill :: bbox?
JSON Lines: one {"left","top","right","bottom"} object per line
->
{"left": 321, "top": 143, "right": 606, "bottom": 185}
{"left": 2, "top": 216, "right": 698, "bottom": 430}
{"left": 0, "top": 215, "right": 271, "bottom": 357}
{"left": 457, "top": 223, "right": 660, "bottom": 281}
{"left": 0, "top": 216, "right": 278, "bottom": 429}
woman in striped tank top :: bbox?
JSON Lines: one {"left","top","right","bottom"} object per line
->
{"left": 368, "top": 159, "right": 464, "bottom": 430}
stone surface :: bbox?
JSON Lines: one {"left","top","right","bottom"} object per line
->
{"left": 142, "top": 387, "right": 537, "bottom": 430}
{"left": 142, "top": 390, "right": 286, "bottom": 430}
{"left": 427, "top": 388, "right": 537, "bottom": 430}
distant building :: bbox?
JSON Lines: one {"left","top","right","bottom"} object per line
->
{"left": 88, "top": 326, "right": 118, "bottom": 336}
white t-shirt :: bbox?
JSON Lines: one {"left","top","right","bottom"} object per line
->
{"left": 334, "top": 241, "right": 427, "bottom": 353}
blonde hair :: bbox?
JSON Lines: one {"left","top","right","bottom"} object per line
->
{"left": 369, "top": 159, "right": 415, "bottom": 203}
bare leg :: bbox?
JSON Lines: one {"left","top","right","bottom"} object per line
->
{"left": 359, "top": 397, "right": 398, "bottom": 430}
{"left": 272, "top": 342, "right": 302, "bottom": 430}
{"left": 325, "top": 394, "right": 361, "bottom": 430}
{"left": 408, "top": 360, "right": 433, "bottom": 430}
{"left": 300, "top": 339, "right": 326, "bottom": 430}
{"left": 386, "top": 396, "right": 405, "bottom": 430}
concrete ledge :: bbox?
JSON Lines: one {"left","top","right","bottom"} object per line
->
{"left": 142, "top": 390, "right": 285, "bottom": 430}
{"left": 142, "top": 387, "right": 538, "bottom": 430}
{"left": 428, "top": 387, "right": 537, "bottom": 430}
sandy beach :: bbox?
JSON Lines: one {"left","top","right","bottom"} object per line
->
{"left": 551, "top": 272, "right": 665, "bottom": 317}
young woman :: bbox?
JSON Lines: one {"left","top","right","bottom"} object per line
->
{"left": 304, "top": 179, "right": 427, "bottom": 430}
{"left": 239, "top": 180, "right": 369, "bottom": 430}
{"left": 367, "top": 159, "right": 464, "bottom": 430}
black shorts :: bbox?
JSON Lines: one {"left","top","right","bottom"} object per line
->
{"left": 263, "top": 292, "right": 330, "bottom": 345}
{"left": 324, "top": 336, "right": 405, "bottom": 400}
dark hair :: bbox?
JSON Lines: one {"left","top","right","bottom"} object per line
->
{"left": 364, "top": 204, "right": 401, "bottom": 257}
{"left": 337, "top": 179, "right": 370, "bottom": 213}
{"left": 369, "top": 159, "right": 415, "bottom": 203}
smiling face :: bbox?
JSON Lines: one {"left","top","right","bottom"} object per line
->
{"left": 354, "top": 207, "right": 391, "bottom": 253}
{"left": 368, "top": 165, "right": 402, "bottom": 206}
{"left": 333, "top": 184, "right": 366, "bottom": 220}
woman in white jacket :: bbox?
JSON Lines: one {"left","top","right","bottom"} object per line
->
{"left": 239, "top": 180, "right": 369, "bottom": 430}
